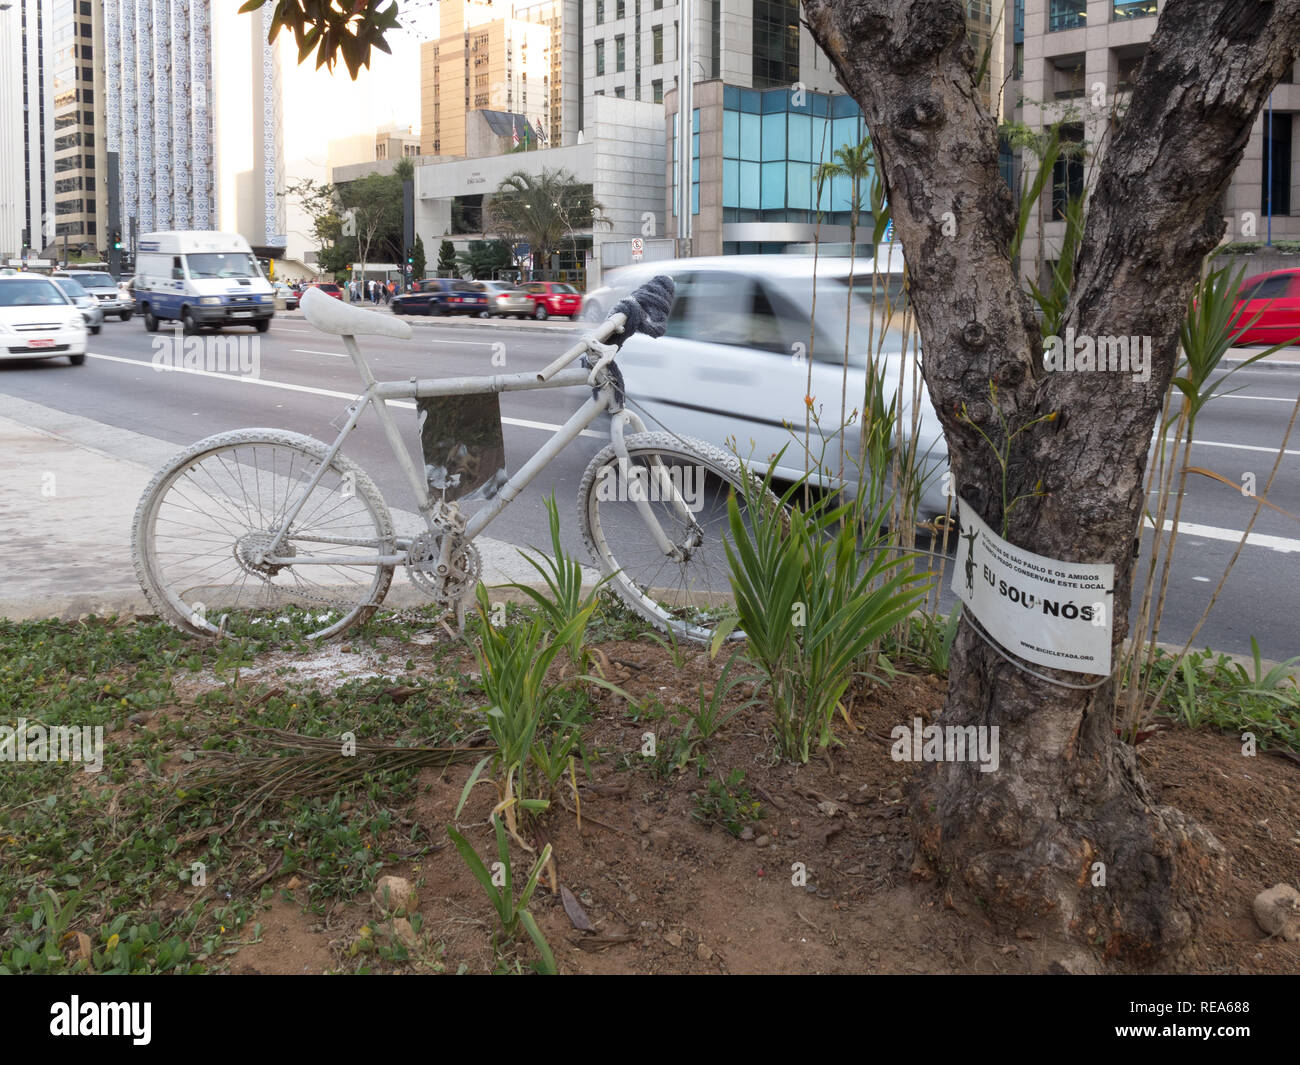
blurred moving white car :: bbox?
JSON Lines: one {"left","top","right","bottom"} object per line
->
{"left": 610, "top": 255, "right": 951, "bottom": 518}
{"left": 0, "top": 275, "right": 88, "bottom": 365}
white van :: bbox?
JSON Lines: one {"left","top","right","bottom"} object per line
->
{"left": 135, "top": 232, "right": 274, "bottom": 334}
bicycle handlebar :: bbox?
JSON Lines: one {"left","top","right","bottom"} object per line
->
{"left": 536, "top": 275, "right": 676, "bottom": 382}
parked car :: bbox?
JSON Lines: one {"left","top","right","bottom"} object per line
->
{"left": 478, "top": 280, "right": 535, "bottom": 318}
{"left": 52, "top": 269, "right": 133, "bottom": 321}
{"left": 520, "top": 281, "right": 582, "bottom": 320}
{"left": 612, "top": 255, "right": 950, "bottom": 518}
{"left": 1231, "top": 268, "right": 1300, "bottom": 346}
{"left": 0, "top": 274, "right": 88, "bottom": 365}
{"left": 51, "top": 276, "right": 104, "bottom": 334}
{"left": 273, "top": 281, "right": 299, "bottom": 310}
{"left": 301, "top": 282, "right": 343, "bottom": 300}
{"left": 392, "top": 279, "right": 489, "bottom": 316}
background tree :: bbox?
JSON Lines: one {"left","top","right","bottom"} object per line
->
{"left": 436, "top": 238, "right": 457, "bottom": 277}
{"left": 455, "top": 239, "right": 514, "bottom": 281}
{"left": 485, "top": 168, "right": 602, "bottom": 278}
{"left": 410, "top": 234, "right": 427, "bottom": 280}
{"left": 282, "top": 177, "right": 343, "bottom": 274}
{"left": 797, "top": 0, "right": 1300, "bottom": 961}
{"left": 337, "top": 171, "right": 404, "bottom": 277}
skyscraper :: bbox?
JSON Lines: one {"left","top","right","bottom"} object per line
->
{"left": 102, "top": 0, "right": 284, "bottom": 250}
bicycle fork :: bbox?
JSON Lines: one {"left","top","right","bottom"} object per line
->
{"left": 609, "top": 410, "right": 702, "bottom": 562}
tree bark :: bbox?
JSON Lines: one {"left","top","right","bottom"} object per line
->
{"left": 801, "top": 0, "right": 1300, "bottom": 962}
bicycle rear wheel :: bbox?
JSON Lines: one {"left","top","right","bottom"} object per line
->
{"left": 578, "top": 432, "right": 778, "bottom": 642}
{"left": 132, "top": 429, "right": 395, "bottom": 640}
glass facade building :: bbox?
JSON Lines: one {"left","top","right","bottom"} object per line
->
{"left": 670, "top": 83, "right": 874, "bottom": 257}
{"left": 721, "top": 86, "right": 869, "bottom": 227}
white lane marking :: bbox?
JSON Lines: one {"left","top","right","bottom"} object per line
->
{"left": 85, "top": 350, "right": 604, "bottom": 437}
{"left": 1160, "top": 436, "right": 1300, "bottom": 457}
{"left": 292, "top": 348, "right": 349, "bottom": 358}
{"left": 1217, "top": 394, "right": 1300, "bottom": 403}
{"left": 423, "top": 339, "right": 494, "bottom": 346}
{"left": 1144, "top": 516, "right": 1300, "bottom": 554}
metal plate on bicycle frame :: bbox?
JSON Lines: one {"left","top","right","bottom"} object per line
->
{"left": 417, "top": 393, "right": 509, "bottom": 502}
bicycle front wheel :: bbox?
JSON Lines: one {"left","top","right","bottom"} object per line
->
{"left": 578, "top": 432, "right": 778, "bottom": 643}
{"left": 132, "top": 429, "right": 396, "bottom": 640}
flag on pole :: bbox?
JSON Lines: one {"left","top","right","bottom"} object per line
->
{"left": 534, "top": 118, "right": 546, "bottom": 145}
{"left": 511, "top": 123, "right": 520, "bottom": 148}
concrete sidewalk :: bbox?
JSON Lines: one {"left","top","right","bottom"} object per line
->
{"left": 0, "top": 395, "right": 579, "bottom": 623}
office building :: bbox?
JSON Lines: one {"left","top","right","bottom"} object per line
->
{"left": 1013, "top": 0, "right": 1299, "bottom": 282}
{"left": 421, "top": 0, "right": 555, "bottom": 157}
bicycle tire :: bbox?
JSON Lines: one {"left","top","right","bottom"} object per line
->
{"left": 132, "top": 429, "right": 396, "bottom": 641}
{"left": 578, "top": 431, "right": 779, "bottom": 643}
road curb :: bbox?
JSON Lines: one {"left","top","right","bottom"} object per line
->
{"left": 1220, "top": 357, "right": 1300, "bottom": 373}
{"left": 275, "top": 309, "right": 581, "bottom": 336}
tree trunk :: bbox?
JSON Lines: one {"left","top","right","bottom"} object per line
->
{"left": 801, "top": 0, "right": 1300, "bottom": 962}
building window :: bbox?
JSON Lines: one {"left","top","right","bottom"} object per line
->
{"left": 1112, "top": 0, "right": 1158, "bottom": 21}
{"left": 1048, "top": 0, "right": 1086, "bottom": 31}
{"left": 1261, "top": 110, "right": 1293, "bottom": 216}
{"left": 1013, "top": 43, "right": 1023, "bottom": 80}
{"left": 751, "top": 0, "right": 800, "bottom": 90}
{"left": 616, "top": 34, "right": 625, "bottom": 72}
{"left": 615, "top": 86, "right": 625, "bottom": 98}
{"left": 616, "top": 0, "right": 625, "bottom": 17}
{"left": 653, "top": 78, "right": 663, "bottom": 103}
{"left": 652, "top": 24, "right": 663, "bottom": 64}
{"left": 596, "top": 0, "right": 604, "bottom": 24}
{"left": 596, "top": 39, "right": 605, "bottom": 76}
{"left": 654, "top": 0, "right": 662, "bottom": 8}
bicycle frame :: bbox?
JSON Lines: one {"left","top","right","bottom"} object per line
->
{"left": 255, "top": 328, "right": 695, "bottom": 573}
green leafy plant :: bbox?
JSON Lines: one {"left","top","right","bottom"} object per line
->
{"left": 504, "top": 493, "right": 608, "bottom": 672}
{"left": 958, "top": 382, "right": 1057, "bottom": 537}
{"left": 716, "top": 467, "right": 929, "bottom": 763}
{"left": 1124, "top": 258, "right": 1300, "bottom": 737}
{"left": 691, "top": 769, "right": 764, "bottom": 838}
{"left": 685, "top": 648, "right": 763, "bottom": 742}
{"left": 447, "top": 817, "right": 556, "bottom": 974}
{"left": 459, "top": 586, "right": 592, "bottom": 836}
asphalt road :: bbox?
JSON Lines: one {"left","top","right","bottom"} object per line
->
{"left": 1, "top": 311, "right": 1296, "bottom": 662}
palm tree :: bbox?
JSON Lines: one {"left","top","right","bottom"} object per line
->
{"left": 815, "top": 137, "right": 874, "bottom": 484}
{"left": 486, "top": 168, "right": 605, "bottom": 279}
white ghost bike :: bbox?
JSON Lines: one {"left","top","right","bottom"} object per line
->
{"left": 131, "top": 276, "right": 771, "bottom": 642}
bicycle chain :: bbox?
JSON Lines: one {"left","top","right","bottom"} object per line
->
{"left": 229, "top": 525, "right": 476, "bottom": 633}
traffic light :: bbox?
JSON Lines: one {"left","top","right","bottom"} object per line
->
{"left": 111, "top": 228, "right": 123, "bottom": 250}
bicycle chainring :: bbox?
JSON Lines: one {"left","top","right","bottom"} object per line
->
{"left": 405, "top": 530, "right": 481, "bottom": 605}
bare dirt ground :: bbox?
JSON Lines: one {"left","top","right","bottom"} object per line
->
{"left": 215, "top": 636, "right": 1300, "bottom": 976}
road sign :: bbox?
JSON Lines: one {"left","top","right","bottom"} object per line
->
{"left": 631, "top": 237, "right": 644, "bottom": 261}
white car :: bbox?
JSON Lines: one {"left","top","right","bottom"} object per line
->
{"left": 0, "top": 275, "right": 88, "bottom": 365}
{"left": 611, "top": 255, "right": 951, "bottom": 518}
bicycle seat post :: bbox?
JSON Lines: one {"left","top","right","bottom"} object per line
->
{"left": 341, "top": 333, "right": 377, "bottom": 390}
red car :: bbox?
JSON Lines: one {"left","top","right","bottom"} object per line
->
{"left": 302, "top": 282, "right": 343, "bottom": 300}
{"left": 520, "top": 281, "right": 583, "bottom": 320}
{"left": 1231, "top": 268, "right": 1300, "bottom": 345}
